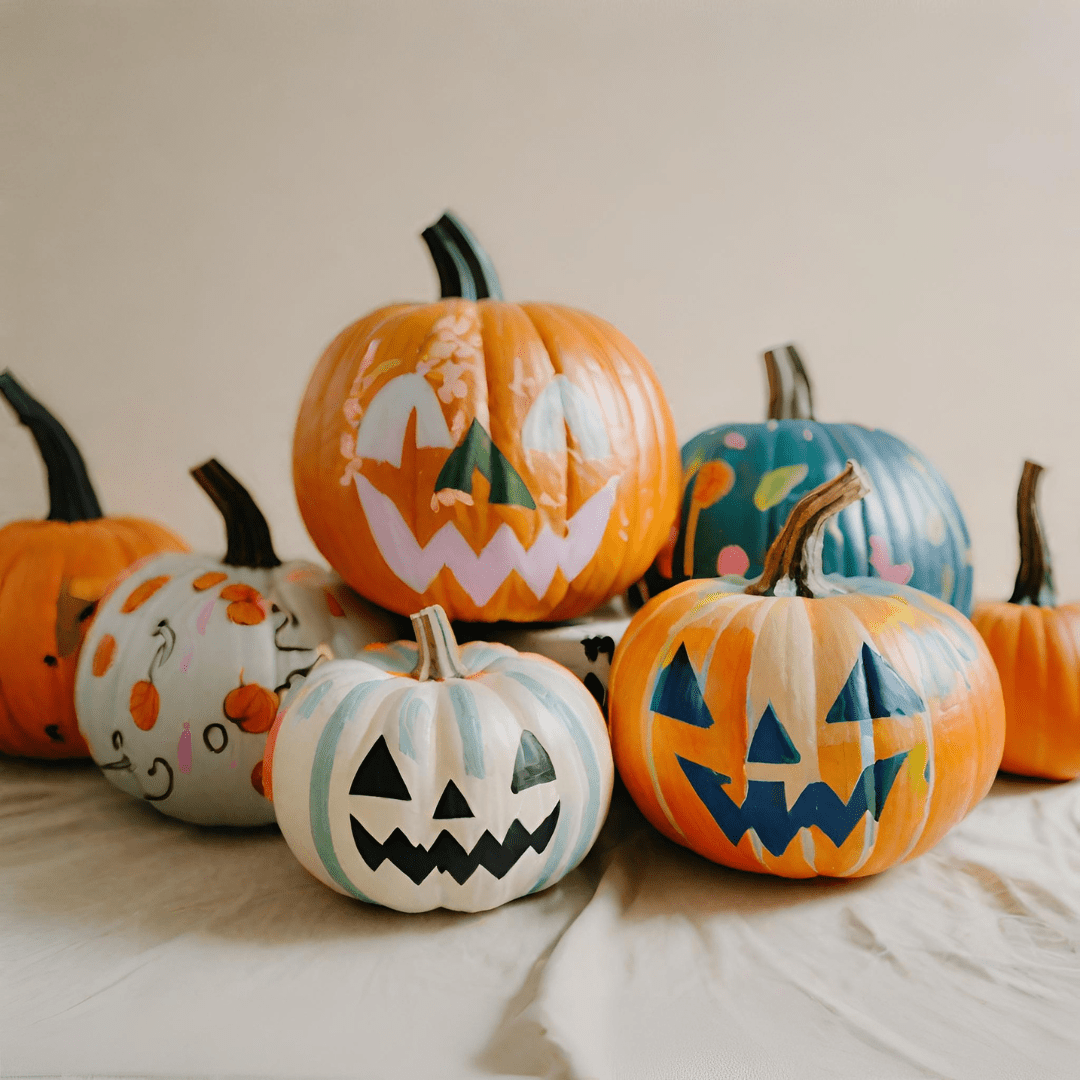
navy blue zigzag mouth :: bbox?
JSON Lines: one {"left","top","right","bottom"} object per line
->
{"left": 350, "top": 803, "right": 561, "bottom": 885}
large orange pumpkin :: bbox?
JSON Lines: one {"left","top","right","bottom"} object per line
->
{"left": 293, "top": 211, "right": 681, "bottom": 623}
{"left": 0, "top": 371, "right": 187, "bottom": 758}
{"left": 971, "top": 461, "right": 1080, "bottom": 780}
{"left": 610, "top": 462, "right": 1005, "bottom": 878}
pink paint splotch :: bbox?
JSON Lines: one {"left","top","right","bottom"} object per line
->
{"left": 178, "top": 722, "right": 192, "bottom": 774}
{"left": 196, "top": 598, "right": 215, "bottom": 635}
{"left": 179, "top": 645, "right": 195, "bottom": 673}
{"left": 723, "top": 432, "right": 747, "bottom": 450}
{"left": 717, "top": 544, "right": 750, "bottom": 577}
{"left": 869, "top": 535, "right": 913, "bottom": 585}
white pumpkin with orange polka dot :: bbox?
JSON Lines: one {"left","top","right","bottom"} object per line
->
{"left": 75, "top": 459, "right": 402, "bottom": 826}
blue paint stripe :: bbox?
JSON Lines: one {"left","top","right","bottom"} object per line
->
{"left": 296, "top": 677, "right": 334, "bottom": 720}
{"left": 309, "top": 680, "right": 386, "bottom": 903}
{"left": 502, "top": 670, "right": 603, "bottom": 884}
{"left": 399, "top": 691, "right": 429, "bottom": 761}
{"left": 448, "top": 683, "right": 485, "bottom": 778}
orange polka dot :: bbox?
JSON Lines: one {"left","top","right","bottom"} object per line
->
{"left": 192, "top": 571, "right": 227, "bottom": 591}
{"left": 324, "top": 589, "right": 345, "bottom": 617}
{"left": 121, "top": 576, "right": 171, "bottom": 613}
{"left": 250, "top": 759, "right": 266, "bottom": 797}
{"left": 129, "top": 680, "right": 160, "bottom": 730}
{"left": 92, "top": 634, "right": 117, "bottom": 677}
{"left": 221, "top": 584, "right": 266, "bottom": 626}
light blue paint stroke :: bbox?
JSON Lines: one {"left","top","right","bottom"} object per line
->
{"left": 361, "top": 642, "right": 418, "bottom": 675}
{"left": 398, "top": 692, "right": 429, "bottom": 761}
{"left": 502, "top": 670, "right": 603, "bottom": 891}
{"left": 448, "top": 683, "right": 485, "bottom": 778}
{"left": 310, "top": 680, "right": 386, "bottom": 904}
{"left": 296, "top": 677, "right": 334, "bottom": 720}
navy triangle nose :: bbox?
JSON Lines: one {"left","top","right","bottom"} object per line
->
{"left": 433, "top": 779, "right": 474, "bottom": 819}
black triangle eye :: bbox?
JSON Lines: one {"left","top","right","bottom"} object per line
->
{"left": 433, "top": 779, "right": 474, "bottom": 819}
{"left": 511, "top": 731, "right": 556, "bottom": 794}
{"left": 350, "top": 736, "right": 411, "bottom": 800}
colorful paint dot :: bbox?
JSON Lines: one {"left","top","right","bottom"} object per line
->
{"left": 753, "top": 464, "right": 809, "bottom": 511}
{"left": 196, "top": 598, "right": 215, "bottom": 635}
{"left": 91, "top": 634, "right": 117, "bottom": 677}
{"left": 766, "top": 420, "right": 778, "bottom": 432}
{"left": 120, "top": 575, "right": 171, "bottom": 613}
{"left": 717, "top": 545, "right": 750, "bottom": 577}
{"left": 868, "top": 535, "right": 914, "bottom": 586}
{"left": 192, "top": 571, "right": 227, "bottom": 592}
{"left": 802, "top": 428, "right": 813, "bottom": 441}
{"left": 723, "top": 431, "right": 747, "bottom": 450}
{"left": 324, "top": 589, "right": 345, "bottom": 618}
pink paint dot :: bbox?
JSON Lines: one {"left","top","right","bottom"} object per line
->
{"left": 717, "top": 545, "right": 750, "bottom": 577}
{"left": 196, "top": 598, "right": 215, "bottom": 635}
{"left": 723, "top": 432, "right": 747, "bottom": 450}
{"left": 179, "top": 646, "right": 194, "bottom": 673}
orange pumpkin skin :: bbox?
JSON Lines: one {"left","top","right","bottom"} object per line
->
{"left": 609, "top": 465, "right": 1005, "bottom": 879}
{"left": 971, "top": 603, "right": 1080, "bottom": 780}
{"left": 0, "top": 517, "right": 187, "bottom": 759}
{"left": 292, "top": 217, "right": 680, "bottom": 623}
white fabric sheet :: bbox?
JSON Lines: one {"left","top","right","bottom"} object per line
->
{"left": 3, "top": 756, "right": 1080, "bottom": 1079}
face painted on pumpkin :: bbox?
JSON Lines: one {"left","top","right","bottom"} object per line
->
{"left": 344, "top": 338, "right": 622, "bottom": 612}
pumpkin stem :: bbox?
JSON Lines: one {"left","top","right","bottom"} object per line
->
{"left": 420, "top": 211, "right": 504, "bottom": 301}
{"left": 1009, "top": 460, "right": 1055, "bottom": 606}
{"left": 745, "top": 460, "right": 870, "bottom": 598}
{"left": 0, "top": 370, "right": 103, "bottom": 522}
{"left": 411, "top": 604, "right": 469, "bottom": 681}
{"left": 764, "top": 344, "right": 815, "bottom": 421}
{"left": 190, "top": 459, "right": 281, "bottom": 569}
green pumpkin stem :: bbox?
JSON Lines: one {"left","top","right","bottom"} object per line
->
{"left": 764, "top": 344, "right": 815, "bottom": 421}
{"left": 0, "top": 370, "right": 103, "bottom": 522}
{"left": 745, "top": 460, "right": 870, "bottom": 598}
{"left": 411, "top": 605, "right": 469, "bottom": 680}
{"left": 190, "top": 459, "right": 281, "bottom": 569}
{"left": 1009, "top": 460, "right": 1055, "bottom": 607}
{"left": 420, "top": 211, "right": 504, "bottom": 301}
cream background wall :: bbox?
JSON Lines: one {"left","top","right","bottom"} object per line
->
{"left": 3, "top": 0, "right": 1078, "bottom": 603}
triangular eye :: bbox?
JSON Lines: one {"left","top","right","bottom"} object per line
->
{"left": 433, "top": 779, "right": 474, "bottom": 819}
{"left": 746, "top": 703, "right": 801, "bottom": 764}
{"left": 826, "top": 642, "right": 926, "bottom": 724}
{"left": 350, "top": 735, "right": 411, "bottom": 799}
{"left": 649, "top": 642, "right": 714, "bottom": 728}
{"left": 511, "top": 731, "right": 556, "bottom": 793}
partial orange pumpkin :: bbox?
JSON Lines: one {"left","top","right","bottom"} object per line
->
{"left": 972, "top": 461, "right": 1080, "bottom": 780}
{"left": 0, "top": 371, "right": 187, "bottom": 758}
{"left": 293, "top": 211, "right": 681, "bottom": 623}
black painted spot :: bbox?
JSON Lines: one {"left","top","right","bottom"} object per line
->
{"left": 581, "top": 635, "right": 616, "bottom": 663}
{"left": 583, "top": 672, "right": 607, "bottom": 712}
{"left": 43, "top": 655, "right": 58, "bottom": 667}
{"left": 77, "top": 602, "right": 97, "bottom": 623}
{"left": 44, "top": 724, "right": 64, "bottom": 742}
{"left": 112, "top": 730, "right": 124, "bottom": 750}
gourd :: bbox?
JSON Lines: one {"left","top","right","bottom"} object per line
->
{"left": 293, "top": 211, "right": 681, "bottom": 623}
{"left": 971, "top": 461, "right": 1080, "bottom": 779}
{"left": 635, "top": 345, "right": 974, "bottom": 615}
{"left": 0, "top": 371, "right": 187, "bottom": 758}
{"left": 265, "top": 604, "right": 613, "bottom": 912}
{"left": 611, "top": 462, "right": 1005, "bottom": 878}
{"left": 75, "top": 459, "right": 401, "bottom": 824}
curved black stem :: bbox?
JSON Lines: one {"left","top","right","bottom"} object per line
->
{"left": 0, "top": 370, "right": 103, "bottom": 521}
{"left": 420, "top": 211, "right": 504, "bottom": 301}
{"left": 764, "top": 344, "right": 815, "bottom": 421}
{"left": 1009, "top": 460, "right": 1056, "bottom": 606}
{"left": 190, "top": 459, "right": 281, "bottom": 568}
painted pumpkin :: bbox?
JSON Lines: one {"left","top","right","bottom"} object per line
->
{"left": 611, "top": 462, "right": 1005, "bottom": 878}
{"left": 0, "top": 371, "right": 187, "bottom": 759}
{"left": 634, "top": 345, "right": 974, "bottom": 616}
{"left": 972, "top": 461, "right": 1080, "bottom": 780}
{"left": 293, "top": 211, "right": 681, "bottom": 623}
{"left": 456, "top": 598, "right": 632, "bottom": 715}
{"left": 75, "top": 459, "right": 402, "bottom": 825}
{"left": 265, "top": 604, "right": 613, "bottom": 912}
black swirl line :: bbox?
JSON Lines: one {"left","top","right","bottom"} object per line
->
{"left": 273, "top": 606, "right": 314, "bottom": 654}
{"left": 144, "top": 757, "right": 174, "bottom": 801}
{"left": 203, "top": 723, "right": 228, "bottom": 753}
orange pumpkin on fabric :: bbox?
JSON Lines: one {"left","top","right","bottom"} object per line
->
{"left": 971, "top": 461, "right": 1080, "bottom": 780}
{"left": 0, "top": 371, "right": 187, "bottom": 758}
{"left": 610, "top": 462, "right": 1005, "bottom": 879}
{"left": 293, "top": 211, "right": 681, "bottom": 623}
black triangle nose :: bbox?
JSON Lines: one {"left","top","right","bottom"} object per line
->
{"left": 433, "top": 779, "right": 474, "bottom": 819}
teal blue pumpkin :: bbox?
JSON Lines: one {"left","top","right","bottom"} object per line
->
{"left": 636, "top": 346, "right": 973, "bottom": 615}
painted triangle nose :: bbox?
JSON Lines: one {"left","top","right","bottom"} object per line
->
{"left": 433, "top": 779, "right": 474, "bottom": 819}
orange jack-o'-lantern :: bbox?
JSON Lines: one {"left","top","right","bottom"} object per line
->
{"left": 293, "top": 212, "right": 681, "bottom": 623}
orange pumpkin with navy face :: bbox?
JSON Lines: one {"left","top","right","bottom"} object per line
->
{"left": 610, "top": 463, "right": 1005, "bottom": 878}
{"left": 0, "top": 371, "right": 187, "bottom": 758}
{"left": 972, "top": 461, "right": 1080, "bottom": 780}
{"left": 292, "top": 212, "right": 681, "bottom": 623}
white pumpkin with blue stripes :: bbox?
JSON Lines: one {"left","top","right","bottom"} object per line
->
{"left": 265, "top": 605, "right": 613, "bottom": 912}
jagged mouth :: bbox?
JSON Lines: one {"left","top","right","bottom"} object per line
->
{"left": 350, "top": 803, "right": 561, "bottom": 886}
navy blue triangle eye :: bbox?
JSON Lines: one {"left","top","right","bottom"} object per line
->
{"left": 350, "top": 736, "right": 411, "bottom": 800}
{"left": 511, "top": 731, "right": 556, "bottom": 793}
{"left": 649, "top": 642, "right": 714, "bottom": 728}
{"left": 433, "top": 779, "right": 474, "bottom": 819}
{"left": 746, "top": 703, "right": 801, "bottom": 764}
{"left": 826, "top": 643, "right": 926, "bottom": 724}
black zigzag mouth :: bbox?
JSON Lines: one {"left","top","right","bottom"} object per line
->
{"left": 350, "top": 803, "right": 561, "bottom": 886}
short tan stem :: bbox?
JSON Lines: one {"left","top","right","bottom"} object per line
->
{"left": 1009, "top": 460, "right": 1056, "bottom": 606}
{"left": 764, "top": 344, "right": 815, "bottom": 421}
{"left": 745, "top": 460, "right": 870, "bottom": 598}
{"left": 410, "top": 605, "right": 469, "bottom": 680}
